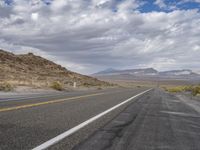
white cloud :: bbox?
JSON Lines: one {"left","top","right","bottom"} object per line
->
{"left": 31, "top": 12, "right": 39, "bottom": 21}
{"left": 193, "top": 45, "right": 200, "bottom": 51}
{"left": 50, "top": 0, "right": 67, "bottom": 11}
{"left": 0, "top": 0, "right": 200, "bottom": 74}
{"left": 154, "top": 0, "right": 167, "bottom": 8}
{"left": 0, "top": 0, "right": 4, "bottom": 6}
{"left": 117, "top": 0, "right": 140, "bottom": 12}
{"left": 139, "top": 58, "right": 177, "bottom": 71}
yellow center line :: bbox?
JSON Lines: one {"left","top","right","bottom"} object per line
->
{"left": 0, "top": 93, "right": 104, "bottom": 113}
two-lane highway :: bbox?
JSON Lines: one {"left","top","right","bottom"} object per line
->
{"left": 0, "top": 87, "right": 149, "bottom": 150}
{"left": 2, "top": 88, "right": 200, "bottom": 150}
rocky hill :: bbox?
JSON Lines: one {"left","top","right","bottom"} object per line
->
{"left": 0, "top": 49, "right": 111, "bottom": 91}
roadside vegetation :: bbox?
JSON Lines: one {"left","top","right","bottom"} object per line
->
{"left": 164, "top": 85, "right": 200, "bottom": 96}
{"left": 50, "top": 81, "right": 64, "bottom": 91}
{"left": 0, "top": 82, "right": 14, "bottom": 92}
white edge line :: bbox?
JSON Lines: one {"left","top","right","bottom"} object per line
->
{"left": 32, "top": 88, "right": 152, "bottom": 150}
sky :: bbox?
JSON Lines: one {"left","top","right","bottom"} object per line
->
{"left": 0, "top": 0, "right": 200, "bottom": 74}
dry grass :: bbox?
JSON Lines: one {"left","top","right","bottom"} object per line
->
{"left": 165, "top": 86, "right": 186, "bottom": 93}
{"left": 164, "top": 85, "right": 200, "bottom": 96}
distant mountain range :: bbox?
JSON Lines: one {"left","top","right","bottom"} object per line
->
{"left": 92, "top": 68, "right": 200, "bottom": 81}
{"left": 93, "top": 68, "right": 158, "bottom": 76}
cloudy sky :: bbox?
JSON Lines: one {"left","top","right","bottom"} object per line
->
{"left": 0, "top": 0, "right": 200, "bottom": 74}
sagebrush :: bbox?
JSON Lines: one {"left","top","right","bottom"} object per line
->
{"left": 50, "top": 82, "right": 64, "bottom": 91}
{"left": 0, "top": 82, "right": 13, "bottom": 92}
{"left": 165, "top": 85, "right": 200, "bottom": 96}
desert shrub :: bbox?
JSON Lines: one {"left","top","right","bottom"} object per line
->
{"left": 165, "top": 85, "right": 200, "bottom": 96}
{"left": 184, "top": 86, "right": 193, "bottom": 92}
{"left": 83, "top": 82, "right": 93, "bottom": 87}
{"left": 191, "top": 86, "right": 200, "bottom": 96}
{"left": 166, "top": 86, "right": 185, "bottom": 93}
{"left": 97, "top": 87, "right": 102, "bottom": 90}
{"left": 0, "top": 82, "right": 13, "bottom": 92}
{"left": 50, "top": 81, "right": 63, "bottom": 91}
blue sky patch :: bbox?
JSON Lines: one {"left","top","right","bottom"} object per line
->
{"left": 138, "top": 0, "right": 200, "bottom": 13}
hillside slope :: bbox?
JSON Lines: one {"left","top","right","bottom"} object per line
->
{"left": 0, "top": 49, "right": 111, "bottom": 90}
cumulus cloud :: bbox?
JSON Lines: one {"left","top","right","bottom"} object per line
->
{"left": 0, "top": 0, "right": 200, "bottom": 74}
{"left": 31, "top": 12, "right": 39, "bottom": 21}
{"left": 154, "top": 0, "right": 167, "bottom": 8}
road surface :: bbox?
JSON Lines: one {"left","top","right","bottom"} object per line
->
{"left": 1, "top": 88, "right": 200, "bottom": 150}
{"left": 0, "top": 87, "right": 148, "bottom": 150}
{"left": 74, "top": 89, "right": 200, "bottom": 150}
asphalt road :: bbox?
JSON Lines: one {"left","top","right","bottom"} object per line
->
{"left": 75, "top": 89, "right": 200, "bottom": 150}
{"left": 1, "top": 88, "right": 200, "bottom": 150}
{"left": 0, "top": 87, "right": 148, "bottom": 150}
